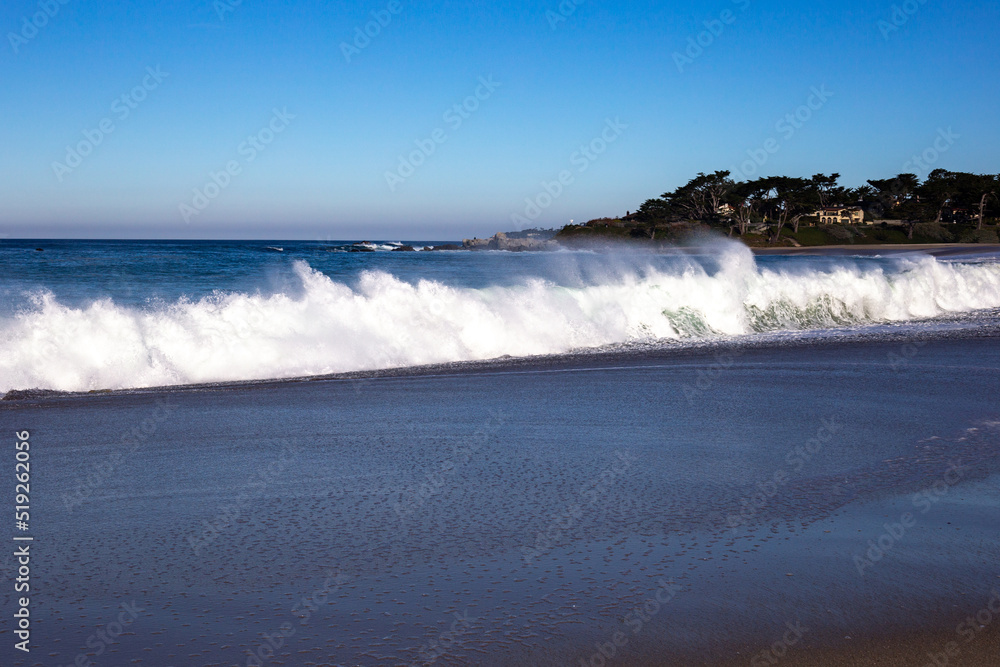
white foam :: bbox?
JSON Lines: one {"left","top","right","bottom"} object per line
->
{"left": 2, "top": 244, "right": 999, "bottom": 392}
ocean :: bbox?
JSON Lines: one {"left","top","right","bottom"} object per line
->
{"left": 2, "top": 239, "right": 999, "bottom": 394}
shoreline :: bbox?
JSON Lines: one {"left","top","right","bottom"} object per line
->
{"left": 751, "top": 242, "right": 1000, "bottom": 256}
{"left": 462, "top": 230, "right": 1000, "bottom": 256}
{"left": 4, "top": 320, "right": 999, "bottom": 402}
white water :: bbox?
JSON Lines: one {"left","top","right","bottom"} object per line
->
{"left": 2, "top": 245, "right": 999, "bottom": 392}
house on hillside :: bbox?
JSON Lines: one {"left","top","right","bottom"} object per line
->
{"left": 815, "top": 206, "right": 865, "bottom": 225}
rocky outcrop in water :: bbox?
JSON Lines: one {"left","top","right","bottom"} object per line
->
{"left": 462, "top": 232, "right": 557, "bottom": 251}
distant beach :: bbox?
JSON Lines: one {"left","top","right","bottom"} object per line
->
{"left": 751, "top": 242, "right": 1000, "bottom": 256}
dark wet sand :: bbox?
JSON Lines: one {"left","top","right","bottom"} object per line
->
{"left": 2, "top": 335, "right": 999, "bottom": 666}
{"left": 716, "top": 627, "right": 1000, "bottom": 667}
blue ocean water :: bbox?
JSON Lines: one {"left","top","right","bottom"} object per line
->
{"left": 1, "top": 238, "right": 999, "bottom": 392}
{"left": 0, "top": 240, "right": 470, "bottom": 309}
{"left": 7, "top": 238, "right": 990, "bottom": 307}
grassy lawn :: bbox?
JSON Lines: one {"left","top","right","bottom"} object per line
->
{"left": 785, "top": 227, "right": 830, "bottom": 246}
{"left": 857, "top": 227, "right": 911, "bottom": 244}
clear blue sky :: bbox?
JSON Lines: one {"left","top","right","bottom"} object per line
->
{"left": 1, "top": 0, "right": 997, "bottom": 239}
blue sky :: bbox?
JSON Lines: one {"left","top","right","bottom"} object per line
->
{"left": 1, "top": 0, "right": 997, "bottom": 239}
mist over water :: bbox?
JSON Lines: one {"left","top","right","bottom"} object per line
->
{"left": 1, "top": 240, "right": 999, "bottom": 392}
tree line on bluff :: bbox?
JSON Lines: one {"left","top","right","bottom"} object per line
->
{"left": 626, "top": 170, "right": 999, "bottom": 242}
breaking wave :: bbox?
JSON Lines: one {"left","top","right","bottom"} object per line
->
{"left": 2, "top": 244, "right": 999, "bottom": 392}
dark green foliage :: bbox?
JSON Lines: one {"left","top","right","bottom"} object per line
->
{"left": 567, "top": 169, "right": 999, "bottom": 246}
{"left": 912, "top": 223, "right": 955, "bottom": 243}
{"left": 959, "top": 228, "right": 1000, "bottom": 243}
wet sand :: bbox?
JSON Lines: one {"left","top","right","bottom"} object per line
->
{"left": 753, "top": 243, "right": 1000, "bottom": 257}
{"left": 2, "top": 335, "right": 999, "bottom": 665}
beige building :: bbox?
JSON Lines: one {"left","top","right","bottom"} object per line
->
{"left": 815, "top": 206, "right": 865, "bottom": 225}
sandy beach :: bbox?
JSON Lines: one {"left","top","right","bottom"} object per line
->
{"left": 752, "top": 243, "right": 1000, "bottom": 257}
{"left": 3, "top": 331, "right": 999, "bottom": 665}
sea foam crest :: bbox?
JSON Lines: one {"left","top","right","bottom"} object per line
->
{"left": 1, "top": 245, "right": 999, "bottom": 392}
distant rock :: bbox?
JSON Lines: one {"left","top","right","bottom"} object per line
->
{"left": 426, "top": 244, "right": 463, "bottom": 251}
{"left": 463, "top": 232, "right": 558, "bottom": 251}
{"left": 392, "top": 245, "right": 416, "bottom": 252}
